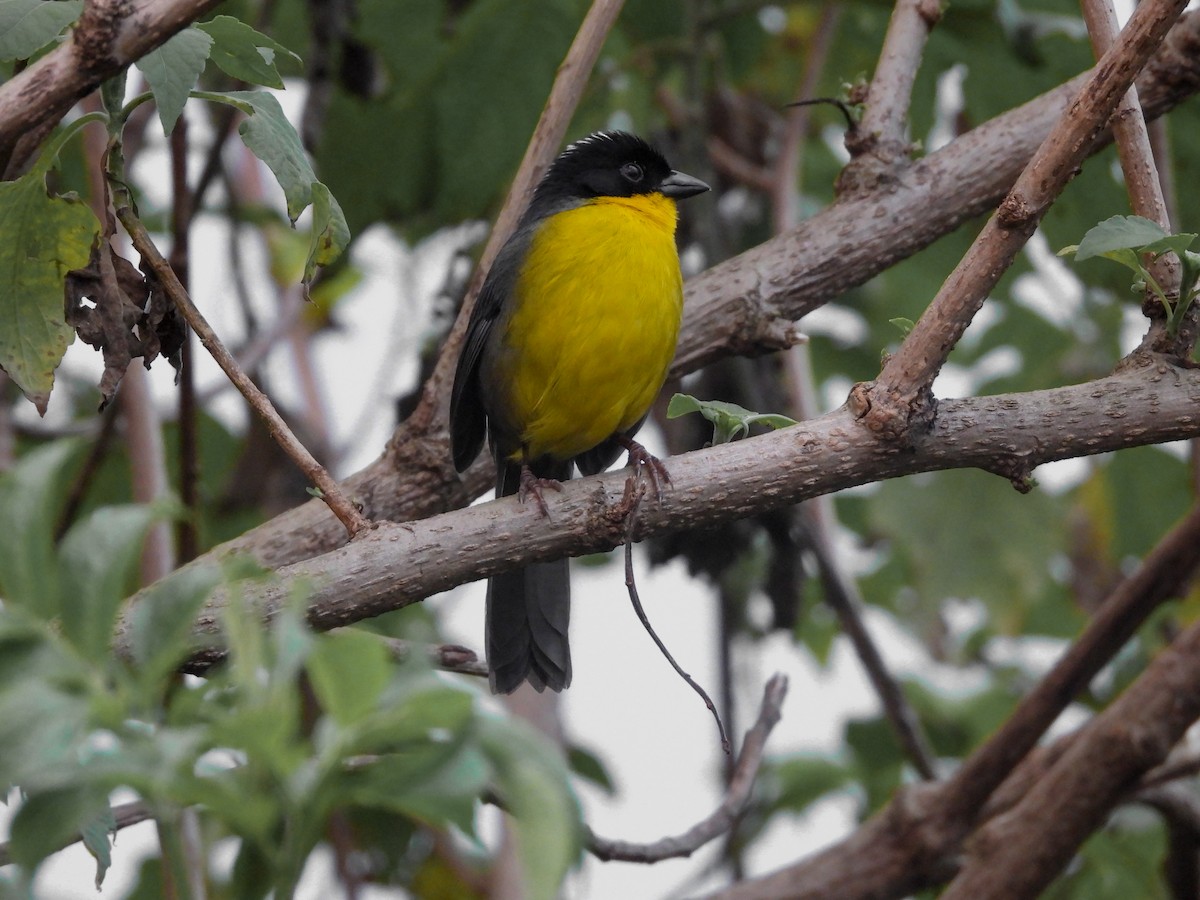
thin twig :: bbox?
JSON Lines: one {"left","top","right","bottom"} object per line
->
{"left": 800, "top": 508, "right": 938, "bottom": 780}
{"left": 774, "top": 2, "right": 843, "bottom": 232}
{"left": 113, "top": 207, "right": 370, "bottom": 538}
{"left": 623, "top": 481, "right": 730, "bottom": 756}
{"left": 53, "top": 404, "right": 120, "bottom": 541}
{"left": 170, "top": 118, "right": 200, "bottom": 564}
{"left": 1138, "top": 745, "right": 1200, "bottom": 791}
{"left": 379, "top": 636, "right": 489, "bottom": 679}
{"left": 588, "top": 673, "right": 788, "bottom": 862}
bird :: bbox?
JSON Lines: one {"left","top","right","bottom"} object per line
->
{"left": 450, "top": 130, "right": 709, "bottom": 694}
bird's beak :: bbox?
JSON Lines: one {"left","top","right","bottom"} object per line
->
{"left": 660, "top": 170, "right": 710, "bottom": 199}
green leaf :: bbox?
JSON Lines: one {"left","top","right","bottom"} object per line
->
{"left": 0, "top": 168, "right": 99, "bottom": 412}
{"left": 79, "top": 803, "right": 117, "bottom": 889}
{"left": 763, "top": 754, "right": 852, "bottom": 814}
{"left": 479, "top": 717, "right": 581, "bottom": 900}
{"left": 0, "top": 679, "right": 90, "bottom": 787}
{"left": 6, "top": 785, "right": 111, "bottom": 875}
{"left": 196, "top": 15, "right": 301, "bottom": 90}
{"left": 889, "top": 317, "right": 916, "bottom": 335}
{"left": 303, "top": 182, "right": 350, "bottom": 283}
{"left": 667, "top": 393, "right": 797, "bottom": 443}
{"left": 1140, "top": 233, "right": 1197, "bottom": 259}
{"left": 0, "top": 0, "right": 83, "bottom": 61}
{"left": 0, "top": 440, "right": 76, "bottom": 614}
{"left": 1074, "top": 215, "right": 1169, "bottom": 262}
{"left": 306, "top": 629, "right": 391, "bottom": 727}
{"left": 126, "top": 560, "right": 223, "bottom": 685}
{"left": 135, "top": 26, "right": 214, "bottom": 135}
{"left": 58, "top": 505, "right": 158, "bottom": 662}
{"left": 196, "top": 90, "right": 348, "bottom": 273}
{"left": 198, "top": 89, "right": 315, "bottom": 222}
{"left": 567, "top": 745, "right": 615, "bottom": 795}
{"left": 348, "top": 743, "right": 488, "bottom": 835}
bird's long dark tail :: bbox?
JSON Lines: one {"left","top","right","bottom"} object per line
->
{"left": 486, "top": 460, "right": 573, "bottom": 694}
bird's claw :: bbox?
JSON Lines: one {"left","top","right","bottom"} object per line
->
{"left": 518, "top": 466, "right": 564, "bottom": 518}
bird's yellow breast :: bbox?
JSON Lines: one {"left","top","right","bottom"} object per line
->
{"left": 488, "top": 192, "right": 683, "bottom": 463}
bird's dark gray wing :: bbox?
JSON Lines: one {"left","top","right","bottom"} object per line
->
{"left": 449, "top": 231, "right": 530, "bottom": 473}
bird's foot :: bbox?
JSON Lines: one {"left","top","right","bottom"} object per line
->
{"left": 518, "top": 465, "right": 564, "bottom": 517}
{"left": 617, "top": 435, "right": 670, "bottom": 502}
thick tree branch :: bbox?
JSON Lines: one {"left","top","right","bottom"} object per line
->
{"left": 114, "top": 360, "right": 1200, "bottom": 657}
{"left": 944, "top": 593, "right": 1200, "bottom": 896}
{"left": 701, "top": 498, "right": 1200, "bottom": 900}
{"left": 587, "top": 674, "right": 788, "bottom": 863}
{"left": 0, "top": 0, "right": 225, "bottom": 168}
{"left": 862, "top": 0, "right": 1189, "bottom": 439}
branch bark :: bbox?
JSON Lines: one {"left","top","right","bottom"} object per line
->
{"left": 701, "top": 499, "right": 1200, "bottom": 900}
{"left": 114, "top": 359, "right": 1200, "bottom": 657}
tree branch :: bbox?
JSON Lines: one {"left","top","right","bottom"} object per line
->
{"left": 943, "top": 586, "right": 1200, "bottom": 896}
{"left": 842, "top": 0, "right": 942, "bottom": 180}
{"left": 0, "top": 0, "right": 226, "bottom": 168}
{"left": 587, "top": 674, "right": 788, "bottom": 863}
{"left": 701, "top": 499, "right": 1200, "bottom": 900}
{"left": 114, "top": 360, "right": 1200, "bottom": 658}
{"left": 114, "top": 207, "right": 371, "bottom": 537}
{"left": 863, "top": 0, "right": 1189, "bottom": 439}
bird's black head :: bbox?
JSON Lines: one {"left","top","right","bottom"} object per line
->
{"left": 531, "top": 131, "right": 709, "bottom": 209}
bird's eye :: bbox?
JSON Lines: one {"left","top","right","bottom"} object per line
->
{"left": 620, "top": 162, "right": 644, "bottom": 183}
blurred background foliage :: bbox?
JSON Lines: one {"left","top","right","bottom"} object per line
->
{"left": 2, "top": 0, "right": 1198, "bottom": 895}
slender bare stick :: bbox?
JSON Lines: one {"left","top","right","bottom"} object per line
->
{"left": 623, "top": 483, "right": 730, "bottom": 756}
{"left": 801, "top": 507, "right": 938, "bottom": 780}
{"left": 588, "top": 674, "right": 788, "bottom": 862}
{"left": 1081, "top": 0, "right": 1173, "bottom": 230}
{"left": 863, "top": 0, "right": 1189, "bottom": 439}
{"left": 773, "top": 19, "right": 937, "bottom": 780}
{"left": 114, "top": 205, "right": 370, "bottom": 538}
